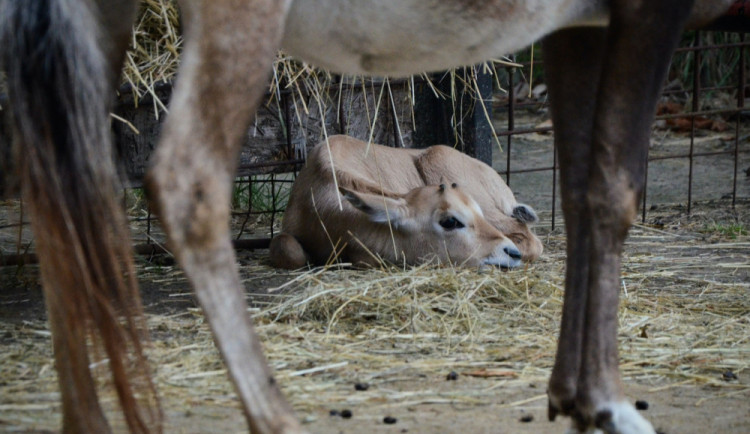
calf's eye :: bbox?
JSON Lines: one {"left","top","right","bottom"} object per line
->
{"left": 439, "top": 216, "right": 465, "bottom": 230}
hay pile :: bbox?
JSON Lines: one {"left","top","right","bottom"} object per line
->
{"left": 121, "top": 0, "right": 181, "bottom": 108}
{"left": 2, "top": 204, "right": 747, "bottom": 430}
{"left": 122, "top": 0, "right": 514, "bottom": 150}
{"left": 122, "top": 0, "right": 341, "bottom": 108}
{"left": 141, "top": 210, "right": 750, "bottom": 430}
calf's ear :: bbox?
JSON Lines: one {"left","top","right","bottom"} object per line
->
{"left": 512, "top": 204, "right": 538, "bottom": 224}
{"left": 339, "top": 187, "right": 406, "bottom": 224}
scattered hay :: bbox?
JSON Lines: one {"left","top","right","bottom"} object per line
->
{"left": 121, "top": 0, "right": 511, "bottom": 152}
{"left": 121, "top": 0, "right": 181, "bottom": 108}
{"left": 2, "top": 204, "right": 747, "bottom": 430}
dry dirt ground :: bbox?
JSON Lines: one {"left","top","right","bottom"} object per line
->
{"left": 1, "top": 199, "right": 748, "bottom": 434}
{"left": 491, "top": 107, "right": 750, "bottom": 218}
{"left": 1, "top": 108, "right": 749, "bottom": 433}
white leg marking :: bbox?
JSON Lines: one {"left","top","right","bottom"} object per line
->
{"left": 566, "top": 400, "right": 655, "bottom": 434}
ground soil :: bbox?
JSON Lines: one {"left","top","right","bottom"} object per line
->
{"left": 1, "top": 198, "right": 749, "bottom": 434}
{"left": 1, "top": 106, "right": 749, "bottom": 433}
{"left": 490, "top": 106, "right": 750, "bottom": 221}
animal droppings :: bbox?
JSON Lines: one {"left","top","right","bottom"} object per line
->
{"left": 384, "top": 416, "right": 398, "bottom": 424}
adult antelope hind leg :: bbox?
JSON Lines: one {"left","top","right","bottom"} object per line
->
{"left": 146, "top": 0, "right": 302, "bottom": 432}
{"left": 544, "top": 1, "right": 693, "bottom": 432}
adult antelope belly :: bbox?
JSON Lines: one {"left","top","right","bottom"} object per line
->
{"left": 282, "top": 0, "right": 578, "bottom": 76}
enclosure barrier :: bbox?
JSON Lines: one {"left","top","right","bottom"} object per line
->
{"left": 1, "top": 27, "right": 748, "bottom": 266}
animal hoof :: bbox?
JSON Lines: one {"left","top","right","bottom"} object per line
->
{"left": 591, "top": 401, "right": 656, "bottom": 434}
{"left": 548, "top": 390, "right": 577, "bottom": 421}
{"left": 548, "top": 400, "right": 559, "bottom": 421}
{"left": 594, "top": 409, "right": 615, "bottom": 433}
{"left": 553, "top": 399, "right": 655, "bottom": 434}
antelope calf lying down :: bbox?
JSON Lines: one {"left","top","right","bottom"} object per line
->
{"left": 270, "top": 135, "right": 542, "bottom": 269}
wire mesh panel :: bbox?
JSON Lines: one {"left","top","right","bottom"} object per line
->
{"left": 492, "top": 31, "right": 749, "bottom": 230}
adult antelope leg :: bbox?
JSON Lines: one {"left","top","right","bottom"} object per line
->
{"left": 548, "top": 1, "right": 693, "bottom": 432}
{"left": 542, "top": 27, "right": 606, "bottom": 419}
{"left": 146, "top": 1, "right": 302, "bottom": 432}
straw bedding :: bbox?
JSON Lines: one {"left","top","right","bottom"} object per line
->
{"left": 1, "top": 201, "right": 747, "bottom": 431}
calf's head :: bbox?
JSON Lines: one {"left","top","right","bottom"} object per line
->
{"left": 340, "top": 183, "right": 523, "bottom": 269}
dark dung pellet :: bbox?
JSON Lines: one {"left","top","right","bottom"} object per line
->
{"left": 341, "top": 409, "right": 353, "bottom": 419}
{"left": 354, "top": 382, "right": 370, "bottom": 391}
{"left": 520, "top": 414, "right": 534, "bottom": 423}
{"left": 635, "top": 400, "right": 649, "bottom": 411}
{"left": 384, "top": 416, "right": 398, "bottom": 424}
{"left": 446, "top": 371, "right": 459, "bottom": 381}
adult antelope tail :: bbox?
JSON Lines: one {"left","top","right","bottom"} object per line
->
{"left": 1, "top": 1, "right": 160, "bottom": 431}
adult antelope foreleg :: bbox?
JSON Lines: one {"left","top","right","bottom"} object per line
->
{"left": 548, "top": 1, "right": 694, "bottom": 432}
{"left": 146, "top": 1, "right": 302, "bottom": 432}
{"left": 542, "top": 27, "right": 606, "bottom": 421}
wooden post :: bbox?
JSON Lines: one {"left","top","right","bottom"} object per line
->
{"left": 411, "top": 66, "right": 494, "bottom": 166}
{"left": 464, "top": 66, "right": 493, "bottom": 165}
{"left": 0, "top": 93, "right": 16, "bottom": 198}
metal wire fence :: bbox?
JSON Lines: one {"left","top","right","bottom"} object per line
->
{"left": 1, "top": 31, "right": 748, "bottom": 265}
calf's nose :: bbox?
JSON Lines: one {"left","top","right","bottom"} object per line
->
{"left": 504, "top": 246, "right": 522, "bottom": 261}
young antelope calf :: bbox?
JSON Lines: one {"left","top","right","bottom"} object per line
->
{"left": 271, "top": 135, "right": 541, "bottom": 269}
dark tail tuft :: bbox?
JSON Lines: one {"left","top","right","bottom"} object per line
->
{"left": 2, "top": 0, "right": 161, "bottom": 431}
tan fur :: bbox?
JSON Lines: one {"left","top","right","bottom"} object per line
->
{"left": 271, "top": 135, "right": 541, "bottom": 268}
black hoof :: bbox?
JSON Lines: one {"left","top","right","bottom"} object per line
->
{"left": 548, "top": 396, "right": 576, "bottom": 421}
{"left": 595, "top": 408, "right": 617, "bottom": 433}
{"left": 548, "top": 401, "right": 559, "bottom": 421}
